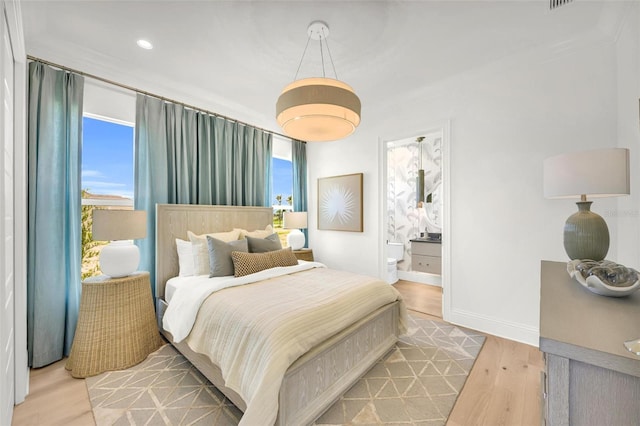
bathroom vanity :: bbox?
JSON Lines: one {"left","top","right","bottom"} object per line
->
{"left": 410, "top": 239, "right": 442, "bottom": 275}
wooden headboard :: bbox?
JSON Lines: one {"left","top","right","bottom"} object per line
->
{"left": 155, "top": 204, "right": 273, "bottom": 300}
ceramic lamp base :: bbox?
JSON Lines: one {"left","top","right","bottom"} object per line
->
{"left": 563, "top": 201, "right": 609, "bottom": 261}
{"left": 287, "top": 229, "right": 306, "bottom": 250}
{"left": 99, "top": 240, "right": 140, "bottom": 278}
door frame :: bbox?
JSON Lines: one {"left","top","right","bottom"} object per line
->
{"left": 378, "top": 120, "right": 451, "bottom": 321}
{"left": 3, "top": 0, "right": 28, "bottom": 408}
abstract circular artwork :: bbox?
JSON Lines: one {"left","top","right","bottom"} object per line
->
{"left": 320, "top": 184, "right": 356, "bottom": 225}
{"left": 317, "top": 173, "right": 363, "bottom": 231}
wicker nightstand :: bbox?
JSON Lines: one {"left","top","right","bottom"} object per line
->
{"left": 66, "top": 272, "right": 163, "bottom": 378}
{"left": 293, "top": 248, "right": 314, "bottom": 261}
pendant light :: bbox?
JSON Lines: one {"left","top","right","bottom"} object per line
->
{"left": 416, "top": 136, "right": 425, "bottom": 207}
{"left": 276, "top": 21, "right": 361, "bottom": 142}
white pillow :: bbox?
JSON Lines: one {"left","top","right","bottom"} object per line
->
{"left": 175, "top": 238, "right": 195, "bottom": 277}
{"left": 188, "top": 229, "right": 241, "bottom": 275}
{"left": 236, "top": 225, "right": 274, "bottom": 239}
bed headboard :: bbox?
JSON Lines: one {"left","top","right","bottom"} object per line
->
{"left": 155, "top": 204, "right": 273, "bottom": 300}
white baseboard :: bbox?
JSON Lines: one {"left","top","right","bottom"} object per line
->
{"left": 398, "top": 270, "right": 441, "bottom": 287}
{"left": 448, "top": 308, "right": 539, "bottom": 347}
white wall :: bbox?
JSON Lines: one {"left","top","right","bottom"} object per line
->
{"left": 307, "top": 134, "right": 382, "bottom": 275}
{"left": 614, "top": 3, "right": 640, "bottom": 267}
{"left": 84, "top": 79, "right": 136, "bottom": 124}
{"left": 308, "top": 23, "right": 635, "bottom": 346}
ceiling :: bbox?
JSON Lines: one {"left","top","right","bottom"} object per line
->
{"left": 20, "top": 0, "right": 625, "bottom": 135}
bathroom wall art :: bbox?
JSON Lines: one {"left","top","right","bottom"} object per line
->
{"left": 387, "top": 133, "right": 442, "bottom": 271}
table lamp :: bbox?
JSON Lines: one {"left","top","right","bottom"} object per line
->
{"left": 92, "top": 209, "right": 147, "bottom": 277}
{"left": 283, "top": 211, "right": 308, "bottom": 250}
{"left": 543, "top": 147, "right": 630, "bottom": 261}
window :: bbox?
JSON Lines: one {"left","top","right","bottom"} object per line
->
{"left": 272, "top": 136, "right": 294, "bottom": 246}
{"left": 81, "top": 115, "right": 135, "bottom": 278}
{"left": 79, "top": 113, "right": 296, "bottom": 277}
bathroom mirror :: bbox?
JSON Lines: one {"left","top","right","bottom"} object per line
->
{"left": 424, "top": 181, "right": 442, "bottom": 233}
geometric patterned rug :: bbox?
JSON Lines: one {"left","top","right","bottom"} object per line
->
{"left": 86, "top": 315, "right": 485, "bottom": 425}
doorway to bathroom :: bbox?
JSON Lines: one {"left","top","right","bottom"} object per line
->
{"left": 382, "top": 122, "right": 450, "bottom": 319}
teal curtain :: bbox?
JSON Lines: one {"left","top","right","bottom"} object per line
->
{"left": 27, "top": 62, "right": 84, "bottom": 367}
{"left": 292, "top": 140, "right": 308, "bottom": 244}
{"left": 135, "top": 94, "right": 272, "bottom": 294}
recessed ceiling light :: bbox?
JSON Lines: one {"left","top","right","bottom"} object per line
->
{"left": 136, "top": 39, "right": 153, "bottom": 50}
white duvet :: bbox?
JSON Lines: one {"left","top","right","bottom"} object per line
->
{"left": 163, "top": 261, "right": 327, "bottom": 342}
{"left": 162, "top": 262, "right": 407, "bottom": 426}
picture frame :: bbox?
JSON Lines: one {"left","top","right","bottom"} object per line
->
{"left": 317, "top": 173, "right": 363, "bottom": 232}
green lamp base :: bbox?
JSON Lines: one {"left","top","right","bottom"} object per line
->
{"left": 563, "top": 201, "right": 609, "bottom": 261}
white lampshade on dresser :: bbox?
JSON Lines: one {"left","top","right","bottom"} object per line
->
{"left": 283, "top": 211, "right": 308, "bottom": 250}
{"left": 92, "top": 209, "right": 147, "bottom": 278}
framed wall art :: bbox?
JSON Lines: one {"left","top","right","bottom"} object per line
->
{"left": 317, "top": 173, "right": 363, "bottom": 232}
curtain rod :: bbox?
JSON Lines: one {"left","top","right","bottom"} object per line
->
{"left": 26, "top": 55, "right": 301, "bottom": 143}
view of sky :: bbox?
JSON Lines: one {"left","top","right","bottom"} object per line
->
{"left": 82, "top": 117, "right": 134, "bottom": 199}
{"left": 272, "top": 157, "right": 293, "bottom": 205}
{"left": 82, "top": 116, "right": 293, "bottom": 205}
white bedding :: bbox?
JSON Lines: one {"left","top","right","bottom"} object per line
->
{"left": 163, "top": 262, "right": 407, "bottom": 426}
{"left": 163, "top": 261, "right": 327, "bottom": 342}
{"left": 165, "top": 274, "right": 235, "bottom": 303}
{"left": 166, "top": 274, "right": 204, "bottom": 303}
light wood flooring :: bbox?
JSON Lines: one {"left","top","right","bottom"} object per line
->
{"left": 12, "top": 280, "right": 544, "bottom": 426}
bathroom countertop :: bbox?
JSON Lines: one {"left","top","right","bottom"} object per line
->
{"left": 410, "top": 238, "right": 442, "bottom": 244}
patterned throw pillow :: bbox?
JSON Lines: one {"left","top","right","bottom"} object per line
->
{"left": 231, "top": 248, "right": 299, "bottom": 277}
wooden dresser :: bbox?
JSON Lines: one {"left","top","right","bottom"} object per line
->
{"left": 539, "top": 260, "right": 640, "bottom": 425}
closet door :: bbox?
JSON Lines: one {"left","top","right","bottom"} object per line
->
{"left": 0, "top": 3, "right": 15, "bottom": 425}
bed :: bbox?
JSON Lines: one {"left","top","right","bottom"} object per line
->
{"left": 154, "top": 204, "right": 406, "bottom": 426}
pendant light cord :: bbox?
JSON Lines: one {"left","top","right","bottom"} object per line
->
{"left": 322, "top": 27, "right": 339, "bottom": 80}
{"left": 319, "top": 35, "right": 326, "bottom": 78}
{"left": 294, "top": 33, "right": 312, "bottom": 81}
{"left": 293, "top": 24, "right": 339, "bottom": 81}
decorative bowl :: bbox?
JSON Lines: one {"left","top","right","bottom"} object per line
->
{"left": 567, "top": 260, "right": 640, "bottom": 297}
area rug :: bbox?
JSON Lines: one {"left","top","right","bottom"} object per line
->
{"left": 86, "top": 315, "right": 485, "bottom": 426}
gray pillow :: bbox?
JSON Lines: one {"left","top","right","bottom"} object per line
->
{"left": 246, "top": 233, "right": 282, "bottom": 253}
{"left": 206, "top": 236, "right": 248, "bottom": 277}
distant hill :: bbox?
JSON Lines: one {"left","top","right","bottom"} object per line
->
{"left": 82, "top": 191, "right": 133, "bottom": 207}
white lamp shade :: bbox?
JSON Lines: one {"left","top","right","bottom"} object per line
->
{"left": 92, "top": 209, "right": 147, "bottom": 241}
{"left": 276, "top": 77, "right": 361, "bottom": 142}
{"left": 283, "top": 211, "right": 308, "bottom": 230}
{"left": 544, "top": 148, "right": 630, "bottom": 199}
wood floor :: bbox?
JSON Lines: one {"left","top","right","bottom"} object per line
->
{"left": 392, "top": 280, "right": 544, "bottom": 426}
{"left": 12, "top": 280, "right": 544, "bottom": 426}
{"left": 12, "top": 357, "right": 94, "bottom": 425}
{"left": 393, "top": 279, "right": 443, "bottom": 318}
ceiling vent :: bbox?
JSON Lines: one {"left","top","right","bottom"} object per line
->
{"left": 550, "top": 0, "right": 573, "bottom": 10}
